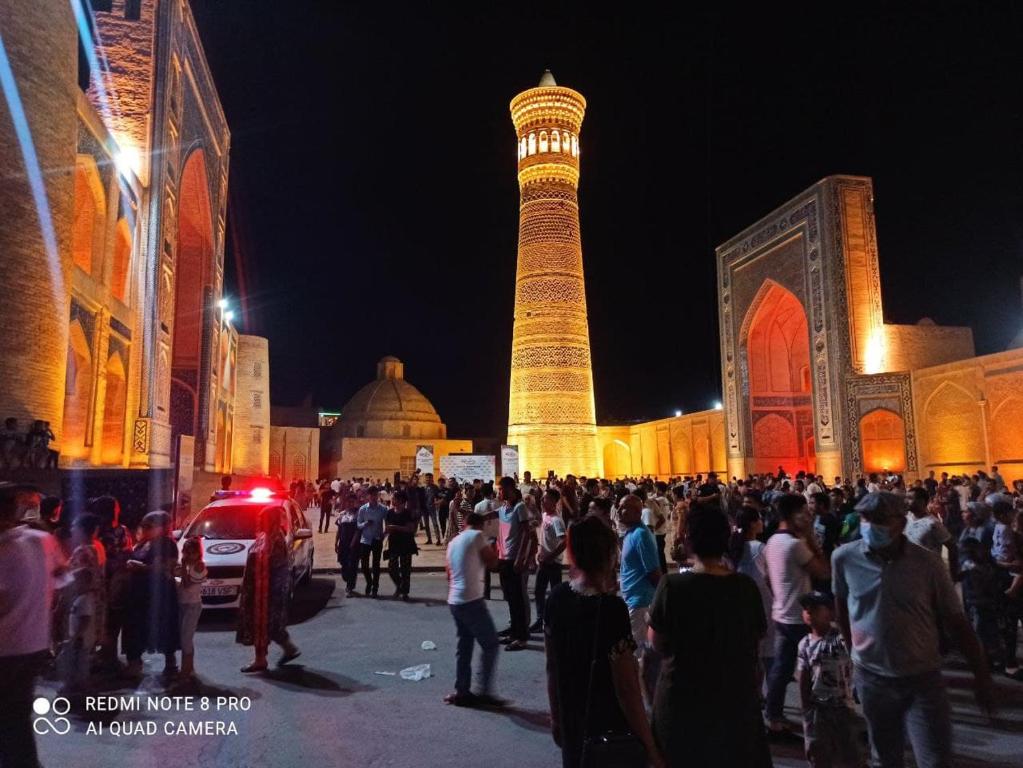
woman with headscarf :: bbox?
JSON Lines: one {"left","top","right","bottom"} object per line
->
{"left": 89, "top": 494, "right": 134, "bottom": 671}
{"left": 237, "top": 506, "right": 300, "bottom": 672}
{"left": 123, "top": 510, "right": 180, "bottom": 679}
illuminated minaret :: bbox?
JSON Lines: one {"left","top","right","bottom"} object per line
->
{"left": 507, "top": 70, "right": 599, "bottom": 478}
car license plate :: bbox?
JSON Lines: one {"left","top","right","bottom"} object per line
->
{"left": 202, "top": 585, "right": 238, "bottom": 597}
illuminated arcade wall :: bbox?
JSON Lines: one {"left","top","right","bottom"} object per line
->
{"left": 911, "top": 348, "right": 1023, "bottom": 484}
{"left": 506, "top": 71, "right": 600, "bottom": 478}
{"left": 597, "top": 409, "right": 727, "bottom": 480}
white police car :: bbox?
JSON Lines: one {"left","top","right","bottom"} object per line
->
{"left": 175, "top": 487, "right": 315, "bottom": 609}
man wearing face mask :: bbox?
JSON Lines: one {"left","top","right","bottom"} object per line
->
{"left": 833, "top": 491, "right": 995, "bottom": 768}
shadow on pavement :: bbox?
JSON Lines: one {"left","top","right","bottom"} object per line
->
{"left": 491, "top": 705, "right": 552, "bottom": 734}
{"left": 259, "top": 664, "right": 375, "bottom": 698}
{"left": 289, "top": 577, "right": 336, "bottom": 623}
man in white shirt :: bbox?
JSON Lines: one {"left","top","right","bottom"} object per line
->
{"left": 764, "top": 493, "right": 830, "bottom": 738}
{"left": 0, "top": 483, "right": 66, "bottom": 768}
{"left": 904, "top": 487, "right": 955, "bottom": 574}
{"left": 445, "top": 510, "right": 504, "bottom": 708}
{"left": 531, "top": 488, "right": 566, "bottom": 633}
{"left": 517, "top": 470, "right": 535, "bottom": 501}
{"left": 474, "top": 485, "right": 499, "bottom": 599}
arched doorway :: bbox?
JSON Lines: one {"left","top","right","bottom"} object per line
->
{"left": 171, "top": 150, "right": 214, "bottom": 461}
{"left": 744, "top": 282, "right": 813, "bottom": 474}
{"left": 101, "top": 352, "right": 127, "bottom": 464}
{"left": 859, "top": 408, "right": 906, "bottom": 474}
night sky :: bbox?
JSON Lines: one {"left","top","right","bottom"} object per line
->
{"left": 189, "top": 2, "right": 1023, "bottom": 438}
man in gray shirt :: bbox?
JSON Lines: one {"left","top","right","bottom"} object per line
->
{"left": 833, "top": 492, "right": 994, "bottom": 768}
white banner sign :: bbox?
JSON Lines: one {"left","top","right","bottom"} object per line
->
{"left": 415, "top": 445, "right": 434, "bottom": 476}
{"left": 439, "top": 453, "right": 497, "bottom": 484}
{"left": 500, "top": 444, "right": 519, "bottom": 479}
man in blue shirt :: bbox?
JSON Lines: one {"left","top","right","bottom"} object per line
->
{"left": 357, "top": 486, "right": 389, "bottom": 597}
{"left": 619, "top": 493, "right": 662, "bottom": 704}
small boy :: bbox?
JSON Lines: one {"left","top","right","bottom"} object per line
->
{"left": 59, "top": 567, "right": 96, "bottom": 694}
{"left": 796, "top": 591, "right": 861, "bottom": 768}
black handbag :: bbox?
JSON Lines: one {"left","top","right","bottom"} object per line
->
{"left": 579, "top": 594, "right": 649, "bottom": 768}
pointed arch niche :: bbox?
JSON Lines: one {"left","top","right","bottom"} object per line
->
{"left": 859, "top": 408, "right": 906, "bottom": 473}
{"left": 742, "top": 281, "right": 814, "bottom": 474}
{"left": 171, "top": 149, "right": 214, "bottom": 454}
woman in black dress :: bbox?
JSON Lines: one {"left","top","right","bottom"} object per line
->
{"left": 648, "top": 505, "right": 771, "bottom": 767}
{"left": 123, "top": 511, "right": 180, "bottom": 679}
{"left": 544, "top": 515, "right": 664, "bottom": 768}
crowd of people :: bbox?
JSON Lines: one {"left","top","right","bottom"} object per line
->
{"left": 2, "top": 463, "right": 1020, "bottom": 768}
{"left": 299, "top": 464, "right": 1020, "bottom": 767}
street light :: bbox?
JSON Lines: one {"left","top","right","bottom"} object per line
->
{"left": 217, "top": 297, "right": 229, "bottom": 310}
{"left": 713, "top": 401, "right": 723, "bottom": 410}
{"left": 674, "top": 409, "right": 683, "bottom": 418}
{"left": 224, "top": 310, "right": 235, "bottom": 323}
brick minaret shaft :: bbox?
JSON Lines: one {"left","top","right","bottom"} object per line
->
{"left": 507, "top": 70, "right": 599, "bottom": 478}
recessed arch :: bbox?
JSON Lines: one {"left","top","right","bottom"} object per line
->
{"left": 110, "top": 217, "right": 131, "bottom": 303}
{"left": 72, "top": 156, "right": 106, "bottom": 276}
{"left": 62, "top": 319, "right": 93, "bottom": 460}
{"left": 603, "top": 438, "right": 632, "bottom": 478}
{"left": 742, "top": 281, "right": 812, "bottom": 474}
{"left": 991, "top": 396, "right": 1023, "bottom": 465}
{"left": 921, "top": 380, "right": 985, "bottom": 469}
{"left": 859, "top": 408, "right": 906, "bottom": 473}
{"left": 100, "top": 351, "right": 127, "bottom": 464}
{"left": 171, "top": 148, "right": 214, "bottom": 454}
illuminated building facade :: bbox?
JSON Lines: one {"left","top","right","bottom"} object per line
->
{"left": 321, "top": 357, "right": 472, "bottom": 481}
{"left": 506, "top": 71, "right": 600, "bottom": 478}
{"left": 716, "top": 176, "right": 1023, "bottom": 483}
{"left": 0, "top": 0, "right": 265, "bottom": 486}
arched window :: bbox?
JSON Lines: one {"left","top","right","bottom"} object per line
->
{"left": 551, "top": 130, "right": 560, "bottom": 152}
{"left": 527, "top": 132, "right": 536, "bottom": 155}
{"left": 519, "top": 136, "right": 527, "bottom": 159}
{"left": 539, "top": 131, "right": 548, "bottom": 153}
{"left": 571, "top": 135, "right": 579, "bottom": 156}
{"left": 561, "top": 132, "right": 571, "bottom": 153}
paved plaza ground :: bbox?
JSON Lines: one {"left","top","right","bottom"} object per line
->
{"left": 33, "top": 562, "right": 1023, "bottom": 768}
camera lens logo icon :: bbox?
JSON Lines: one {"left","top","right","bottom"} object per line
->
{"left": 32, "top": 697, "right": 71, "bottom": 735}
